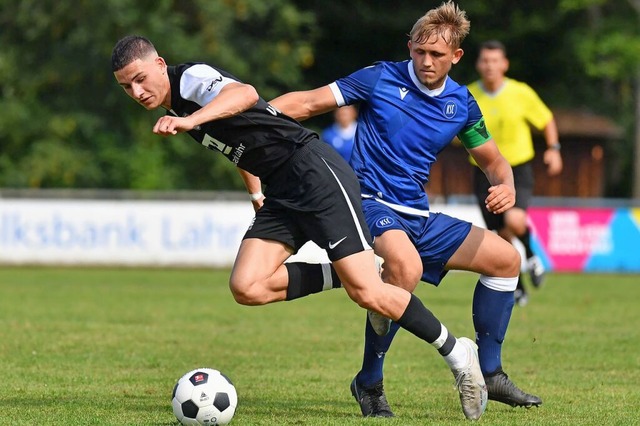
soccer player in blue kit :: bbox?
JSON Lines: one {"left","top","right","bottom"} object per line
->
{"left": 270, "top": 0, "right": 542, "bottom": 417}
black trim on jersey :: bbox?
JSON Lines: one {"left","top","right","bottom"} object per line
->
{"left": 166, "top": 62, "right": 317, "bottom": 182}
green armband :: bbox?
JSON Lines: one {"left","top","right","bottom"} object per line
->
{"left": 458, "top": 118, "right": 492, "bottom": 149}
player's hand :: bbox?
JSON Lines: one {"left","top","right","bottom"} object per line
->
{"left": 485, "top": 184, "right": 515, "bottom": 214}
{"left": 251, "top": 195, "right": 264, "bottom": 212}
{"left": 544, "top": 148, "right": 563, "bottom": 176}
{"left": 153, "top": 116, "right": 195, "bottom": 136}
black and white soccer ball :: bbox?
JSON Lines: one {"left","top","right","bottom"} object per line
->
{"left": 172, "top": 368, "right": 238, "bottom": 425}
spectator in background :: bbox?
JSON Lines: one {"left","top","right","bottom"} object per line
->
{"left": 468, "top": 40, "right": 563, "bottom": 306}
{"left": 321, "top": 105, "right": 358, "bottom": 162}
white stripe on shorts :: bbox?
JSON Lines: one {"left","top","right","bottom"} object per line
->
{"left": 321, "top": 158, "right": 372, "bottom": 251}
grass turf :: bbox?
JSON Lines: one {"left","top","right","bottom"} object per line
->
{"left": 0, "top": 267, "right": 638, "bottom": 425}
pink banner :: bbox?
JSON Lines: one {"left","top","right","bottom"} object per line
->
{"left": 528, "top": 207, "right": 615, "bottom": 271}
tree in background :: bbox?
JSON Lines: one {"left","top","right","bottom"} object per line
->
{"left": 1, "top": 0, "right": 639, "bottom": 197}
{"left": 0, "top": 0, "right": 317, "bottom": 190}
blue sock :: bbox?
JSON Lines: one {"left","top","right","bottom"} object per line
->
{"left": 472, "top": 281, "right": 514, "bottom": 375}
{"left": 357, "top": 317, "right": 401, "bottom": 388}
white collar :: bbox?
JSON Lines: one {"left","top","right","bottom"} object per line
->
{"left": 407, "top": 60, "right": 447, "bottom": 97}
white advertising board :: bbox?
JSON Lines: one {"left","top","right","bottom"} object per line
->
{"left": 0, "top": 199, "right": 485, "bottom": 267}
{"left": 0, "top": 199, "right": 255, "bottom": 267}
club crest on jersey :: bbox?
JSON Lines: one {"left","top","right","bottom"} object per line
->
{"left": 376, "top": 216, "right": 395, "bottom": 228}
{"left": 444, "top": 101, "right": 457, "bottom": 118}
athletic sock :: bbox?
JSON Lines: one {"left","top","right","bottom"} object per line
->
{"left": 395, "top": 294, "right": 450, "bottom": 343}
{"left": 357, "top": 319, "right": 401, "bottom": 387}
{"left": 472, "top": 280, "right": 515, "bottom": 375}
{"left": 359, "top": 294, "right": 457, "bottom": 386}
{"left": 517, "top": 227, "right": 535, "bottom": 259}
{"left": 284, "top": 263, "right": 341, "bottom": 301}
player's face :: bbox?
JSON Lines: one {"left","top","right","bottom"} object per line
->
{"left": 476, "top": 48, "right": 509, "bottom": 85}
{"left": 408, "top": 34, "right": 463, "bottom": 90}
{"left": 114, "top": 55, "right": 170, "bottom": 110}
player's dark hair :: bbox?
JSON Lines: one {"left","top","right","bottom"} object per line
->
{"left": 111, "top": 35, "right": 157, "bottom": 72}
{"left": 479, "top": 40, "right": 507, "bottom": 55}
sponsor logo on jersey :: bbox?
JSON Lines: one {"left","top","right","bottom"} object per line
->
{"left": 444, "top": 101, "right": 457, "bottom": 118}
{"left": 206, "top": 76, "right": 223, "bottom": 92}
{"left": 232, "top": 143, "right": 246, "bottom": 164}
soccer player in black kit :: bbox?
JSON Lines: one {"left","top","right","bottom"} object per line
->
{"left": 111, "top": 35, "right": 488, "bottom": 420}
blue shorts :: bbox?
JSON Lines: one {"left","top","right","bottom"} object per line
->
{"left": 362, "top": 199, "right": 472, "bottom": 285}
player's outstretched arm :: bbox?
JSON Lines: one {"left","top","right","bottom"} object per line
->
{"left": 270, "top": 86, "right": 338, "bottom": 121}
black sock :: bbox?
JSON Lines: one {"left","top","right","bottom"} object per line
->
{"left": 285, "top": 263, "right": 341, "bottom": 301}
{"left": 396, "top": 294, "right": 453, "bottom": 346}
{"left": 517, "top": 227, "right": 535, "bottom": 259}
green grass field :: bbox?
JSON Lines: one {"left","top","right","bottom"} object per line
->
{"left": 0, "top": 267, "right": 638, "bottom": 425}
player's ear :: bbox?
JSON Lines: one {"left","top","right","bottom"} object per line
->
{"left": 155, "top": 56, "right": 167, "bottom": 74}
{"left": 452, "top": 48, "right": 464, "bottom": 64}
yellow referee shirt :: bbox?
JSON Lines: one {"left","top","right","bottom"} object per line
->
{"left": 467, "top": 78, "right": 553, "bottom": 166}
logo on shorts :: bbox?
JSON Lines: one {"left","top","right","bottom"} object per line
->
{"left": 328, "top": 236, "right": 347, "bottom": 250}
{"left": 376, "top": 216, "right": 394, "bottom": 228}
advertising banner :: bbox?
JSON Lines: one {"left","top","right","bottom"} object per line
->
{"left": 528, "top": 207, "right": 640, "bottom": 272}
{"left": 0, "top": 199, "right": 255, "bottom": 267}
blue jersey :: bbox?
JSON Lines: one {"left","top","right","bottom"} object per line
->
{"left": 330, "top": 60, "right": 485, "bottom": 214}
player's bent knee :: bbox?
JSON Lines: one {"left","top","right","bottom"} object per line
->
{"left": 490, "top": 242, "right": 521, "bottom": 277}
{"left": 505, "top": 246, "right": 522, "bottom": 276}
{"left": 229, "top": 280, "right": 267, "bottom": 306}
{"left": 345, "top": 288, "right": 379, "bottom": 311}
{"left": 383, "top": 266, "right": 420, "bottom": 291}
{"left": 382, "top": 259, "right": 421, "bottom": 291}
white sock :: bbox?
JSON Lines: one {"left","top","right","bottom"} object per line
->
{"left": 443, "top": 339, "right": 470, "bottom": 370}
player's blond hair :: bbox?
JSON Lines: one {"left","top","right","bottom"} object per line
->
{"left": 409, "top": 1, "right": 470, "bottom": 48}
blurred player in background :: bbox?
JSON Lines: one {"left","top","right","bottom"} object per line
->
{"left": 321, "top": 105, "right": 358, "bottom": 162}
{"left": 468, "top": 40, "right": 563, "bottom": 306}
{"left": 270, "top": 0, "right": 541, "bottom": 418}
{"left": 112, "top": 35, "right": 488, "bottom": 420}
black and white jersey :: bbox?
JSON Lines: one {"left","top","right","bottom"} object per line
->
{"left": 167, "top": 62, "right": 317, "bottom": 182}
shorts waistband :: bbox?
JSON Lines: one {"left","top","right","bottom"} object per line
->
{"left": 264, "top": 137, "right": 322, "bottom": 186}
{"left": 289, "top": 137, "right": 322, "bottom": 163}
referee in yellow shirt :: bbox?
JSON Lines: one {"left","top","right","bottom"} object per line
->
{"left": 468, "top": 40, "right": 562, "bottom": 306}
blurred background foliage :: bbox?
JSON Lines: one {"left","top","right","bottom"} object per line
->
{"left": 1, "top": 0, "right": 639, "bottom": 195}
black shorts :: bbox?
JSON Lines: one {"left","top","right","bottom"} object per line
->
{"left": 472, "top": 161, "right": 534, "bottom": 231}
{"left": 244, "top": 138, "right": 373, "bottom": 261}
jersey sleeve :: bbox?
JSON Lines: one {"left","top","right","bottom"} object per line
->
{"left": 458, "top": 91, "right": 492, "bottom": 149}
{"left": 520, "top": 83, "right": 553, "bottom": 130}
{"left": 179, "top": 64, "right": 236, "bottom": 107}
{"left": 330, "top": 63, "right": 383, "bottom": 106}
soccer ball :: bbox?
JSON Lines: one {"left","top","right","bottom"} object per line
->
{"left": 172, "top": 368, "right": 238, "bottom": 425}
